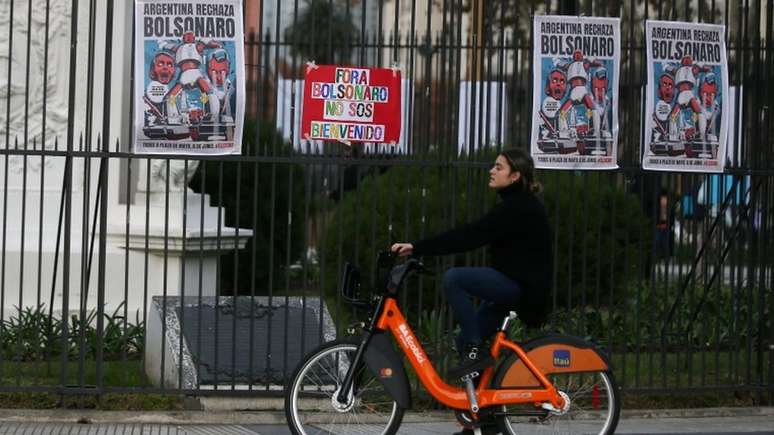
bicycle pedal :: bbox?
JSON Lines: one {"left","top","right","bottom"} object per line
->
{"left": 449, "top": 355, "right": 493, "bottom": 380}
{"left": 459, "top": 371, "right": 480, "bottom": 382}
{"left": 345, "top": 322, "right": 365, "bottom": 334}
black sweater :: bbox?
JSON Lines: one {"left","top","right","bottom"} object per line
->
{"left": 412, "top": 183, "right": 553, "bottom": 327}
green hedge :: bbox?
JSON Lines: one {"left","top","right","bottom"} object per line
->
{"left": 320, "top": 161, "right": 484, "bottom": 315}
{"left": 541, "top": 171, "right": 651, "bottom": 308}
{"left": 549, "top": 281, "right": 770, "bottom": 352}
{"left": 322, "top": 159, "right": 650, "bottom": 317}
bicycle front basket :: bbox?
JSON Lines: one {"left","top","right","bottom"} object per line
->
{"left": 340, "top": 262, "right": 366, "bottom": 305}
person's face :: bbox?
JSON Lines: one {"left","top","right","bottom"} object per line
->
{"left": 152, "top": 54, "right": 175, "bottom": 84}
{"left": 592, "top": 76, "right": 608, "bottom": 101}
{"left": 208, "top": 58, "right": 229, "bottom": 86}
{"left": 700, "top": 83, "right": 716, "bottom": 106}
{"left": 547, "top": 71, "right": 566, "bottom": 99}
{"left": 489, "top": 155, "right": 520, "bottom": 189}
{"left": 658, "top": 75, "right": 674, "bottom": 102}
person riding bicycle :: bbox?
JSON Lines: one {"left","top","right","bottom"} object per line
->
{"left": 391, "top": 148, "right": 553, "bottom": 381}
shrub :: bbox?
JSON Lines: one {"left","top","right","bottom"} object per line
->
{"left": 548, "top": 282, "right": 771, "bottom": 352}
{"left": 189, "top": 120, "right": 307, "bottom": 295}
{"left": 319, "top": 160, "right": 489, "bottom": 316}
{"left": 0, "top": 303, "right": 144, "bottom": 361}
{"left": 321, "top": 159, "right": 650, "bottom": 320}
{"left": 541, "top": 171, "right": 651, "bottom": 308}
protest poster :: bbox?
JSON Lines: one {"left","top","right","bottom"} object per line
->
{"left": 133, "top": 0, "right": 245, "bottom": 154}
{"left": 643, "top": 20, "right": 728, "bottom": 172}
{"left": 301, "top": 64, "right": 402, "bottom": 144}
{"left": 530, "top": 15, "right": 620, "bottom": 170}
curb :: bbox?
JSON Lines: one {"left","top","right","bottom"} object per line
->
{"left": 0, "top": 407, "right": 771, "bottom": 425}
{"left": 620, "top": 406, "right": 774, "bottom": 419}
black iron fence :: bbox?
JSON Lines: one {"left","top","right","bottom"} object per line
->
{"left": 0, "top": 0, "right": 770, "bottom": 405}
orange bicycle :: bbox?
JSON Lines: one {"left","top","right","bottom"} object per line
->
{"left": 285, "top": 253, "right": 620, "bottom": 434}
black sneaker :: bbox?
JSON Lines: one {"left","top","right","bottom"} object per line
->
{"left": 448, "top": 344, "right": 495, "bottom": 380}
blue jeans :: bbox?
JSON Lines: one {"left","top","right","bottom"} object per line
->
{"left": 442, "top": 267, "right": 523, "bottom": 350}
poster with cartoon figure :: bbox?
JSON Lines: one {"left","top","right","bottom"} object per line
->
{"left": 531, "top": 15, "right": 620, "bottom": 170}
{"left": 643, "top": 20, "right": 728, "bottom": 172}
{"left": 134, "top": 0, "right": 245, "bottom": 154}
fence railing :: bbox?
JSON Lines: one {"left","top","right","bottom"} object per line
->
{"left": 0, "top": 0, "right": 770, "bottom": 404}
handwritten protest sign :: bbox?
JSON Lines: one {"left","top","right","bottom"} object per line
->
{"left": 301, "top": 65, "right": 402, "bottom": 144}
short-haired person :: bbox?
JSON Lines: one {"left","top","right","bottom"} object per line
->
{"left": 698, "top": 73, "right": 719, "bottom": 142}
{"left": 591, "top": 67, "right": 612, "bottom": 141}
{"left": 538, "top": 68, "right": 567, "bottom": 139}
{"left": 206, "top": 48, "right": 234, "bottom": 123}
{"left": 545, "top": 68, "right": 567, "bottom": 100}
{"left": 144, "top": 48, "right": 177, "bottom": 127}
{"left": 149, "top": 50, "right": 176, "bottom": 85}
{"left": 654, "top": 66, "right": 676, "bottom": 141}
{"left": 391, "top": 148, "right": 553, "bottom": 376}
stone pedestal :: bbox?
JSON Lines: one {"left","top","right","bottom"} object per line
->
{"left": 108, "top": 190, "right": 252, "bottom": 314}
{"left": 145, "top": 296, "right": 336, "bottom": 390}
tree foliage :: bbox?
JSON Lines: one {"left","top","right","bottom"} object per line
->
{"left": 283, "top": 0, "right": 359, "bottom": 65}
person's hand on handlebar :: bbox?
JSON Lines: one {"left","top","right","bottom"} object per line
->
{"left": 390, "top": 243, "right": 414, "bottom": 257}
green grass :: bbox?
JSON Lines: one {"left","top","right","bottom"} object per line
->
{"left": 611, "top": 348, "right": 771, "bottom": 391}
{"left": 0, "top": 359, "right": 182, "bottom": 410}
{"left": 0, "top": 359, "right": 148, "bottom": 388}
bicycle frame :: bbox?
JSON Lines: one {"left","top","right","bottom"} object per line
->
{"left": 373, "top": 297, "right": 566, "bottom": 411}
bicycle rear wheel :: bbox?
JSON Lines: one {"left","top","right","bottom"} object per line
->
{"left": 496, "top": 369, "right": 619, "bottom": 435}
{"left": 284, "top": 338, "right": 405, "bottom": 435}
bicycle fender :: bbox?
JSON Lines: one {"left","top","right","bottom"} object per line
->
{"left": 363, "top": 332, "right": 411, "bottom": 408}
{"left": 495, "top": 334, "right": 612, "bottom": 388}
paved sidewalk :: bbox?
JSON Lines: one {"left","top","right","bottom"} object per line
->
{"left": 0, "top": 408, "right": 771, "bottom": 434}
{"left": 0, "top": 419, "right": 773, "bottom": 434}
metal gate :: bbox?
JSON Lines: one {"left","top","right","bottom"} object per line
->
{"left": 0, "top": 0, "right": 770, "bottom": 404}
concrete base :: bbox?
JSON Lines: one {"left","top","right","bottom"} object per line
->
{"left": 197, "top": 397, "right": 285, "bottom": 412}
{"left": 145, "top": 296, "right": 336, "bottom": 390}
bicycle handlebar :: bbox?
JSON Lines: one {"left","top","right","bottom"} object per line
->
{"left": 341, "top": 252, "right": 433, "bottom": 307}
{"left": 383, "top": 254, "right": 433, "bottom": 294}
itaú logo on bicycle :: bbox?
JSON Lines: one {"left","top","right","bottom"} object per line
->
{"left": 398, "top": 323, "right": 426, "bottom": 364}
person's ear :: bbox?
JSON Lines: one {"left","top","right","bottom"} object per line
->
{"left": 510, "top": 171, "right": 521, "bottom": 184}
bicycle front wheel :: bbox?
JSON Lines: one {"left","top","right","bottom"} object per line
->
{"left": 285, "top": 338, "right": 405, "bottom": 435}
{"left": 495, "top": 369, "right": 620, "bottom": 435}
